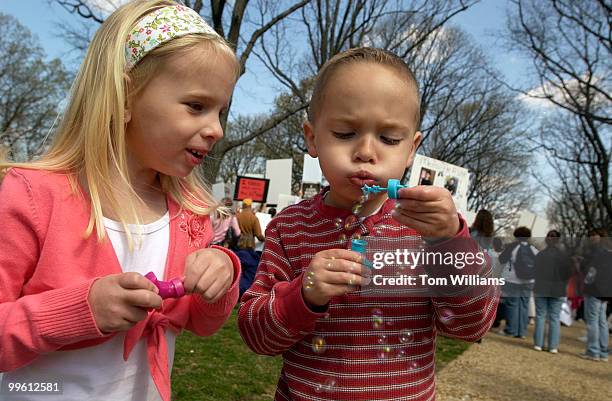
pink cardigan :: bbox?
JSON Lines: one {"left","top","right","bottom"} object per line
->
{"left": 0, "top": 168, "right": 241, "bottom": 401}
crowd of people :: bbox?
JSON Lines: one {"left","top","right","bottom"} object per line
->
{"left": 469, "top": 210, "right": 610, "bottom": 362}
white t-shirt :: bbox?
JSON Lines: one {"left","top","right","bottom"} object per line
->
{"left": 1, "top": 213, "right": 173, "bottom": 401}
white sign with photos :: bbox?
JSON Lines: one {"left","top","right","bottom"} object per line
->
{"left": 407, "top": 154, "right": 470, "bottom": 213}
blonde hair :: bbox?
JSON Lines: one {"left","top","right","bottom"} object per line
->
{"left": 307, "top": 47, "right": 421, "bottom": 130}
{"left": 0, "top": 146, "right": 8, "bottom": 183}
{"left": 0, "top": 0, "right": 239, "bottom": 244}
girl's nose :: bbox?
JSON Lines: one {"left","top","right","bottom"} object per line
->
{"left": 353, "top": 135, "right": 376, "bottom": 163}
{"left": 200, "top": 117, "right": 224, "bottom": 142}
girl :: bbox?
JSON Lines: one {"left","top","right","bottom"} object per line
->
{"left": 211, "top": 197, "right": 241, "bottom": 247}
{"left": 0, "top": 1, "right": 240, "bottom": 401}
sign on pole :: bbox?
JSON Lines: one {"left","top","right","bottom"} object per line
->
{"left": 233, "top": 176, "right": 270, "bottom": 203}
{"left": 265, "top": 159, "right": 292, "bottom": 205}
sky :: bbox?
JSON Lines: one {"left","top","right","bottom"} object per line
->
{"left": 0, "top": 0, "right": 552, "bottom": 215}
{"left": 0, "top": 0, "right": 535, "bottom": 116}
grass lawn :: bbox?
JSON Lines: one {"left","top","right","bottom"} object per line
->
{"left": 172, "top": 310, "right": 470, "bottom": 401}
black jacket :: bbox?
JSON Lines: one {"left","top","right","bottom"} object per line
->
{"left": 582, "top": 245, "right": 612, "bottom": 302}
{"left": 533, "top": 245, "right": 572, "bottom": 297}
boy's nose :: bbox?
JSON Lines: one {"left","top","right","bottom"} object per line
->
{"left": 353, "top": 136, "right": 376, "bottom": 163}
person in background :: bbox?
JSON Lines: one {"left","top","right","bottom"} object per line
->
{"left": 235, "top": 198, "right": 265, "bottom": 299}
{"left": 533, "top": 230, "right": 572, "bottom": 353}
{"left": 236, "top": 198, "right": 265, "bottom": 250}
{"left": 469, "top": 210, "right": 495, "bottom": 343}
{"left": 579, "top": 229, "right": 610, "bottom": 362}
{"left": 491, "top": 237, "right": 506, "bottom": 329}
{"left": 470, "top": 209, "right": 494, "bottom": 251}
{"left": 498, "top": 227, "right": 539, "bottom": 338}
{"left": 211, "top": 197, "right": 241, "bottom": 247}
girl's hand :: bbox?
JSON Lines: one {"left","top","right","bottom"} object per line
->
{"left": 302, "top": 249, "right": 370, "bottom": 307}
{"left": 88, "top": 272, "right": 163, "bottom": 333}
{"left": 183, "top": 248, "right": 234, "bottom": 303}
{"left": 392, "top": 186, "right": 460, "bottom": 239}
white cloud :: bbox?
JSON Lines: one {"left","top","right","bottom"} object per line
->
{"left": 86, "top": 0, "right": 130, "bottom": 16}
{"left": 518, "top": 75, "right": 609, "bottom": 111}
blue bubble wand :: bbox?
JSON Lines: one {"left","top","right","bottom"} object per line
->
{"left": 361, "top": 178, "right": 408, "bottom": 200}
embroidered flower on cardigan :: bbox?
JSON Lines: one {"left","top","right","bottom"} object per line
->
{"left": 179, "top": 212, "right": 207, "bottom": 247}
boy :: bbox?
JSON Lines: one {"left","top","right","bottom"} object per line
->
{"left": 238, "top": 48, "right": 498, "bottom": 400}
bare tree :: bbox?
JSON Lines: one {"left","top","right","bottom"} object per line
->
{"left": 505, "top": 0, "right": 611, "bottom": 232}
{"left": 216, "top": 114, "right": 269, "bottom": 182}
{"left": 537, "top": 112, "right": 611, "bottom": 234}
{"left": 253, "top": 22, "right": 535, "bottom": 226}
{"left": 414, "top": 28, "right": 535, "bottom": 231}
{"left": 224, "top": 1, "right": 479, "bottom": 186}
{"left": 0, "top": 13, "right": 71, "bottom": 161}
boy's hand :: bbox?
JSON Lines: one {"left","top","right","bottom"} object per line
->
{"left": 183, "top": 248, "right": 234, "bottom": 303}
{"left": 302, "top": 249, "right": 370, "bottom": 307}
{"left": 89, "top": 272, "right": 163, "bottom": 333}
{"left": 392, "top": 186, "right": 460, "bottom": 239}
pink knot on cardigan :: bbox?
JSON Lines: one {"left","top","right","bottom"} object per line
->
{"left": 123, "top": 311, "right": 177, "bottom": 401}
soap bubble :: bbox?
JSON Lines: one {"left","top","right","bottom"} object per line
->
{"left": 351, "top": 232, "right": 362, "bottom": 240}
{"left": 398, "top": 329, "right": 414, "bottom": 344}
{"left": 333, "top": 217, "right": 343, "bottom": 229}
{"left": 315, "top": 378, "right": 336, "bottom": 393}
{"left": 323, "top": 378, "right": 336, "bottom": 391}
{"left": 396, "top": 349, "right": 407, "bottom": 358}
{"left": 377, "top": 334, "right": 388, "bottom": 345}
{"left": 312, "top": 336, "right": 327, "bottom": 354}
{"left": 372, "top": 308, "right": 384, "bottom": 329}
{"left": 438, "top": 308, "right": 454, "bottom": 324}
{"left": 352, "top": 203, "right": 363, "bottom": 215}
{"left": 377, "top": 346, "right": 392, "bottom": 359}
{"left": 338, "top": 233, "right": 347, "bottom": 242}
{"left": 344, "top": 215, "right": 357, "bottom": 229}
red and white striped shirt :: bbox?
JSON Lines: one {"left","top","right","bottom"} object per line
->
{"left": 238, "top": 190, "right": 499, "bottom": 401}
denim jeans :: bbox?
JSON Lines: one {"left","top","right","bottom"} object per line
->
{"left": 533, "top": 297, "right": 564, "bottom": 349}
{"left": 503, "top": 282, "right": 533, "bottom": 337}
{"left": 584, "top": 296, "right": 609, "bottom": 358}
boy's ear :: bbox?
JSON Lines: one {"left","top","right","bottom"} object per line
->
{"left": 124, "top": 74, "right": 132, "bottom": 124}
{"left": 303, "top": 120, "right": 318, "bottom": 158}
{"left": 405, "top": 131, "right": 423, "bottom": 168}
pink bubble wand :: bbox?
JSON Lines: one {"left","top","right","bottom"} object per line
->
{"left": 144, "top": 272, "right": 185, "bottom": 299}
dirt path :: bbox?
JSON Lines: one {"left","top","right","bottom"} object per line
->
{"left": 436, "top": 321, "right": 611, "bottom": 401}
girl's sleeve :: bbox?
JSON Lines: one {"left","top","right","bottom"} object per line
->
{"left": 0, "top": 170, "right": 106, "bottom": 372}
{"left": 183, "top": 244, "right": 240, "bottom": 337}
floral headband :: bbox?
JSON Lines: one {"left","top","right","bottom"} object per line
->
{"left": 125, "top": 4, "right": 219, "bottom": 69}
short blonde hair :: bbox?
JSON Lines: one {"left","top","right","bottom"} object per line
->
{"left": 0, "top": 0, "right": 239, "bottom": 244}
{"left": 307, "top": 47, "right": 421, "bottom": 130}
